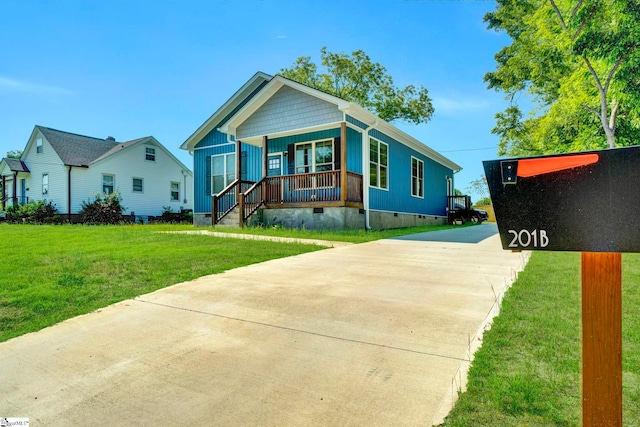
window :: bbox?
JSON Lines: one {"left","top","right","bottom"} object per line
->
{"left": 36, "top": 138, "right": 43, "bottom": 154}
{"left": 370, "top": 138, "right": 388, "bottom": 189}
{"left": 211, "top": 153, "right": 235, "bottom": 195}
{"left": 411, "top": 157, "right": 424, "bottom": 198}
{"left": 42, "top": 173, "right": 48, "bottom": 195}
{"left": 294, "top": 139, "right": 334, "bottom": 174}
{"left": 132, "top": 178, "right": 143, "bottom": 193}
{"left": 103, "top": 174, "right": 115, "bottom": 194}
{"left": 170, "top": 182, "right": 180, "bottom": 201}
{"left": 145, "top": 147, "right": 156, "bottom": 161}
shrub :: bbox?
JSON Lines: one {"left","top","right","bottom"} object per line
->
{"left": 5, "top": 200, "right": 58, "bottom": 224}
{"left": 159, "top": 206, "right": 193, "bottom": 224}
{"left": 79, "top": 192, "right": 125, "bottom": 224}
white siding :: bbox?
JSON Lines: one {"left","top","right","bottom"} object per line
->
{"left": 72, "top": 141, "right": 193, "bottom": 216}
{"left": 237, "top": 86, "right": 343, "bottom": 139}
{"left": 23, "top": 130, "right": 69, "bottom": 213}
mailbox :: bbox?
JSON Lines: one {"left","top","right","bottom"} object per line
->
{"left": 483, "top": 146, "right": 640, "bottom": 252}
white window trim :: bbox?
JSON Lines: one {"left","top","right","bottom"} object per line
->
{"left": 294, "top": 138, "right": 335, "bottom": 174}
{"left": 132, "top": 177, "right": 144, "bottom": 193}
{"left": 369, "top": 137, "right": 389, "bottom": 191}
{"left": 42, "top": 173, "right": 49, "bottom": 195}
{"left": 411, "top": 156, "right": 424, "bottom": 199}
{"left": 170, "top": 181, "right": 180, "bottom": 202}
{"left": 103, "top": 174, "right": 115, "bottom": 194}
{"left": 36, "top": 138, "right": 43, "bottom": 154}
{"left": 211, "top": 152, "right": 236, "bottom": 194}
{"left": 145, "top": 147, "right": 156, "bottom": 162}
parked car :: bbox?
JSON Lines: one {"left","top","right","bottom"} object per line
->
{"left": 447, "top": 195, "right": 487, "bottom": 224}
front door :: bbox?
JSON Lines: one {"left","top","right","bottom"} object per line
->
{"left": 267, "top": 153, "right": 283, "bottom": 177}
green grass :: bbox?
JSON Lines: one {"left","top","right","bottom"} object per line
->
{"left": 441, "top": 251, "right": 640, "bottom": 426}
{"left": 0, "top": 223, "right": 324, "bottom": 343}
{"left": 203, "top": 222, "right": 470, "bottom": 243}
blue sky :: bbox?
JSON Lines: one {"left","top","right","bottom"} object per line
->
{"left": 0, "top": 0, "right": 510, "bottom": 200}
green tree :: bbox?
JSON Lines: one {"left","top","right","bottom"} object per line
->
{"left": 280, "top": 47, "right": 435, "bottom": 124}
{"left": 466, "top": 175, "right": 490, "bottom": 202}
{"left": 485, "top": 0, "right": 640, "bottom": 156}
{"left": 6, "top": 150, "right": 22, "bottom": 159}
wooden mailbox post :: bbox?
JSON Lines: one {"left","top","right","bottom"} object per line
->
{"left": 483, "top": 146, "right": 640, "bottom": 426}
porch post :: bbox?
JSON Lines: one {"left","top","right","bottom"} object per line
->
{"left": 1, "top": 175, "right": 5, "bottom": 210}
{"left": 12, "top": 172, "right": 17, "bottom": 206}
{"left": 236, "top": 139, "right": 242, "bottom": 227}
{"left": 340, "top": 121, "right": 347, "bottom": 203}
{"left": 262, "top": 135, "right": 268, "bottom": 202}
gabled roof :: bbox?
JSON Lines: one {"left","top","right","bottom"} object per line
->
{"left": 36, "top": 126, "right": 122, "bottom": 167}
{"left": 1, "top": 158, "right": 30, "bottom": 173}
{"left": 218, "top": 75, "right": 462, "bottom": 172}
{"left": 180, "top": 71, "right": 273, "bottom": 151}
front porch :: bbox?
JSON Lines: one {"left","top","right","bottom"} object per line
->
{"left": 212, "top": 169, "right": 364, "bottom": 227}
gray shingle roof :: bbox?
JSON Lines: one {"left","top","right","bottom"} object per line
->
{"left": 36, "top": 126, "right": 122, "bottom": 166}
{"left": 3, "top": 158, "right": 30, "bottom": 172}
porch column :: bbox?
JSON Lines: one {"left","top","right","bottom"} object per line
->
{"left": 1, "top": 175, "right": 5, "bottom": 209}
{"left": 262, "top": 135, "right": 268, "bottom": 202}
{"left": 12, "top": 172, "right": 17, "bottom": 206}
{"left": 340, "top": 122, "right": 347, "bottom": 203}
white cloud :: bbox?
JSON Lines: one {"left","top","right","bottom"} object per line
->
{"left": 0, "top": 76, "right": 72, "bottom": 96}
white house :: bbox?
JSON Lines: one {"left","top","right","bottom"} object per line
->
{"left": 0, "top": 125, "right": 193, "bottom": 222}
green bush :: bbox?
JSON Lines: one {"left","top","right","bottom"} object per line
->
{"left": 79, "top": 192, "right": 125, "bottom": 224}
{"left": 6, "top": 200, "right": 58, "bottom": 224}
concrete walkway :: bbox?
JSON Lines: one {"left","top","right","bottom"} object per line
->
{"left": 1, "top": 225, "right": 529, "bottom": 426}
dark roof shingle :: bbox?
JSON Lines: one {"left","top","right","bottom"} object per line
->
{"left": 37, "top": 126, "right": 121, "bottom": 166}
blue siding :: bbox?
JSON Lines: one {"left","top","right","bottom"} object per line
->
{"left": 346, "top": 115, "right": 369, "bottom": 130}
{"left": 193, "top": 137, "right": 262, "bottom": 213}
{"left": 368, "top": 129, "right": 452, "bottom": 216}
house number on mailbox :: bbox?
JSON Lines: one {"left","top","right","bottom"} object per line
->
{"left": 508, "top": 229, "right": 549, "bottom": 248}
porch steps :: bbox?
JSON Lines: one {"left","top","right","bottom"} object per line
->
{"left": 215, "top": 207, "right": 240, "bottom": 228}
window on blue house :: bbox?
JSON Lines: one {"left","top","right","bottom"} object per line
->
{"left": 295, "top": 140, "right": 334, "bottom": 173}
{"left": 411, "top": 157, "right": 424, "bottom": 198}
{"left": 211, "top": 153, "right": 236, "bottom": 195}
{"left": 370, "top": 138, "right": 388, "bottom": 189}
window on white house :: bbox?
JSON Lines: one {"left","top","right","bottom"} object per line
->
{"left": 103, "top": 174, "right": 114, "bottom": 194}
{"left": 170, "top": 182, "right": 180, "bottom": 201}
{"left": 370, "top": 138, "right": 388, "bottom": 189}
{"left": 411, "top": 157, "right": 424, "bottom": 198}
{"left": 132, "top": 178, "right": 143, "bottom": 193}
{"left": 36, "top": 138, "right": 43, "bottom": 154}
{"left": 42, "top": 173, "right": 49, "bottom": 195}
{"left": 145, "top": 147, "right": 156, "bottom": 162}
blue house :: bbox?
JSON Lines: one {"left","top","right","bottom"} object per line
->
{"left": 180, "top": 72, "right": 462, "bottom": 229}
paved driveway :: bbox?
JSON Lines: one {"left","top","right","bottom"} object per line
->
{"left": 1, "top": 225, "right": 528, "bottom": 426}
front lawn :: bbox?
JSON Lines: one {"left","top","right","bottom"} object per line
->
{"left": 441, "top": 251, "right": 640, "bottom": 426}
{"left": 0, "top": 224, "right": 323, "bottom": 342}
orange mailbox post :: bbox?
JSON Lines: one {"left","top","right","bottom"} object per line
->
{"left": 483, "top": 146, "right": 640, "bottom": 426}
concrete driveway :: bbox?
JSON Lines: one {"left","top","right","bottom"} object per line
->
{"left": 1, "top": 225, "right": 529, "bottom": 426}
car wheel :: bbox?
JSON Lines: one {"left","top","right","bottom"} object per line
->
{"left": 471, "top": 215, "right": 480, "bottom": 224}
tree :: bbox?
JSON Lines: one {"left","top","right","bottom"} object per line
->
{"left": 485, "top": 0, "right": 640, "bottom": 156}
{"left": 466, "top": 175, "right": 490, "bottom": 201}
{"left": 280, "top": 47, "right": 435, "bottom": 124}
{"left": 6, "top": 150, "right": 22, "bottom": 159}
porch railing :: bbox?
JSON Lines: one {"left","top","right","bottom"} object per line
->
{"left": 264, "top": 170, "right": 363, "bottom": 204}
{"left": 240, "top": 178, "right": 265, "bottom": 226}
{"left": 212, "top": 179, "right": 255, "bottom": 224}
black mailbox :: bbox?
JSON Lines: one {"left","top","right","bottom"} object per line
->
{"left": 483, "top": 146, "right": 640, "bottom": 252}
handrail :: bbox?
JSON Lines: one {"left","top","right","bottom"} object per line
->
{"left": 240, "top": 177, "right": 266, "bottom": 226}
{"left": 212, "top": 179, "right": 240, "bottom": 225}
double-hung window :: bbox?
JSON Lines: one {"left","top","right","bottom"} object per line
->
{"left": 145, "top": 147, "right": 156, "bottom": 161}
{"left": 411, "top": 157, "right": 424, "bottom": 198}
{"left": 36, "top": 138, "right": 43, "bottom": 154}
{"left": 132, "top": 178, "right": 143, "bottom": 193}
{"left": 170, "top": 182, "right": 180, "bottom": 201}
{"left": 369, "top": 138, "right": 388, "bottom": 189}
{"left": 42, "top": 173, "right": 49, "bottom": 195}
{"left": 211, "top": 153, "right": 236, "bottom": 195}
{"left": 103, "top": 174, "right": 115, "bottom": 194}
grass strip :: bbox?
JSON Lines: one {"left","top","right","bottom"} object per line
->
{"left": 441, "top": 251, "right": 640, "bottom": 426}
